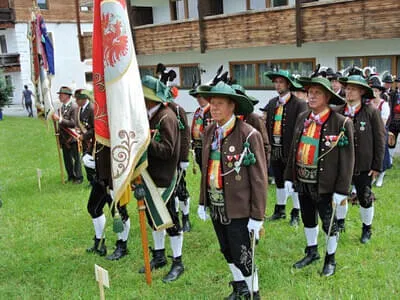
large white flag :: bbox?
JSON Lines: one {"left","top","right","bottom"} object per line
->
{"left": 93, "top": 0, "right": 150, "bottom": 203}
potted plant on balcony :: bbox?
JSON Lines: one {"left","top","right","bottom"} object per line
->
{"left": 0, "top": 70, "right": 13, "bottom": 120}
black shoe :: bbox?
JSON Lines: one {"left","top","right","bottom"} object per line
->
{"left": 106, "top": 240, "right": 127, "bottom": 260}
{"left": 245, "top": 291, "right": 261, "bottom": 300}
{"left": 138, "top": 248, "right": 167, "bottom": 273}
{"left": 337, "top": 219, "right": 345, "bottom": 233}
{"left": 86, "top": 236, "right": 107, "bottom": 256}
{"left": 182, "top": 214, "right": 191, "bottom": 232}
{"left": 268, "top": 204, "right": 286, "bottom": 220}
{"left": 360, "top": 224, "right": 372, "bottom": 244}
{"left": 225, "top": 281, "right": 249, "bottom": 300}
{"left": 321, "top": 253, "right": 336, "bottom": 277}
{"left": 293, "top": 245, "right": 320, "bottom": 269}
{"left": 162, "top": 257, "right": 184, "bottom": 283}
{"left": 289, "top": 208, "right": 300, "bottom": 226}
{"left": 73, "top": 178, "right": 83, "bottom": 184}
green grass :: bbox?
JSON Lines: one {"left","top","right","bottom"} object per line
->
{"left": 0, "top": 116, "right": 399, "bottom": 299}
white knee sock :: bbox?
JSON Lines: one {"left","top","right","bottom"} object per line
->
{"left": 229, "top": 263, "right": 244, "bottom": 281}
{"left": 179, "top": 198, "right": 190, "bottom": 215}
{"left": 360, "top": 206, "right": 374, "bottom": 226}
{"left": 305, "top": 226, "right": 319, "bottom": 246}
{"left": 117, "top": 218, "right": 130, "bottom": 241}
{"left": 336, "top": 200, "right": 348, "bottom": 220}
{"left": 170, "top": 234, "right": 183, "bottom": 258}
{"left": 326, "top": 235, "right": 338, "bottom": 255}
{"left": 291, "top": 192, "right": 300, "bottom": 209}
{"left": 276, "top": 188, "right": 287, "bottom": 205}
{"left": 152, "top": 230, "right": 166, "bottom": 250}
{"left": 244, "top": 269, "right": 259, "bottom": 292}
{"left": 92, "top": 214, "right": 106, "bottom": 239}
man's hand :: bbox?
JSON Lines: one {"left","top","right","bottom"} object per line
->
{"left": 368, "top": 170, "right": 379, "bottom": 180}
{"left": 180, "top": 161, "right": 189, "bottom": 171}
{"left": 284, "top": 180, "right": 294, "bottom": 195}
{"left": 197, "top": 205, "right": 209, "bottom": 221}
{"left": 247, "top": 218, "right": 263, "bottom": 240}
{"left": 52, "top": 114, "right": 60, "bottom": 121}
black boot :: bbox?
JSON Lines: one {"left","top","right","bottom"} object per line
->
{"left": 225, "top": 281, "right": 249, "bottom": 300}
{"left": 86, "top": 236, "right": 107, "bottom": 256}
{"left": 269, "top": 204, "right": 286, "bottom": 220}
{"left": 321, "top": 253, "right": 336, "bottom": 277}
{"left": 289, "top": 208, "right": 300, "bottom": 226}
{"left": 106, "top": 240, "right": 127, "bottom": 260}
{"left": 360, "top": 223, "right": 372, "bottom": 244}
{"left": 162, "top": 256, "right": 184, "bottom": 283}
{"left": 138, "top": 248, "right": 167, "bottom": 273}
{"left": 337, "top": 219, "right": 345, "bottom": 233}
{"left": 245, "top": 291, "right": 261, "bottom": 300}
{"left": 293, "top": 245, "right": 320, "bottom": 269}
{"left": 182, "top": 214, "right": 191, "bottom": 232}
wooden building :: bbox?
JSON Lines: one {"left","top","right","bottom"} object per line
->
{"left": 0, "top": 0, "right": 93, "bottom": 104}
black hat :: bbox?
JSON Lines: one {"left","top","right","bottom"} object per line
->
{"left": 368, "top": 76, "right": 384, "bottom": 91}
{"left": 382, "top": 74, "right": 393, "bottom": 83}
{"left": 395, "top": 76, "right": 400, "bottom": 83}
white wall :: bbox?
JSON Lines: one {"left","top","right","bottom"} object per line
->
{"left": 137, "top": 38, "right": 400, "bottom": 113}
{"left": 6, "top": 22, "right": 93, "bottom": 105}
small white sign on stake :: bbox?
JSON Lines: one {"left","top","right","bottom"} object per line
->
{"left": 95, "top": 264, "right": 109, "bottom": 300}
{"left": 37, "top": 169, "right": 42, "bottom": 192}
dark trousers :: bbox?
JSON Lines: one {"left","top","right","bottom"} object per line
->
{"left": 212, "top": 218, "right": 253, "bottom": 277}
{"left": 84, "top": 165, "right": 96, "bottom": 185}
{"left": 194, "top": 147, "right": 202, "bottom": 170}
{"left": 62, "top": 142, "right": 83, "bottom": 181}
{"left": 270, "top": 158, "right": 286, "bottom": 188}
{"left": 25, "top": 102, "right": 33, "bottom": 117}
{"left": 298, "top": 183, "right": 337, "bottom": 235}
{"left": 353, "top": 171, "right": 373, "bottom": 208}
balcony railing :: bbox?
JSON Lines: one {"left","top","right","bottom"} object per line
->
{"left": 0, "top": 8, "right": 15, "bottom": 28}
{"left": 0, "top": 53, "right": 21, "bottom": 72}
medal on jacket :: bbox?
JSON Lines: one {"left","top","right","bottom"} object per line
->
{"left": 360, "top": 121, "right": 366, "bottom": 131}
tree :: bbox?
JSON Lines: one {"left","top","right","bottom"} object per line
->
{"left": 0, "top": 70, "right": 13, "bottom": 110}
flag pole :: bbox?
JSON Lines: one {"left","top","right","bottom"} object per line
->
{"left": 53, "top": 120, "right": 65, "bottom": 184}
{"left": 133, "top": 176, "right": 152, "bottom": 285}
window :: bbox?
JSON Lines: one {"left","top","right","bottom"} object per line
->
{"left": 5, "top": 75, "right": 13, "bottom": 96}
{"left": 131, "top": 6, "right": 153, "bottom": 26}
{"left": 0, "top": 35, "right": 7, "bottom": 54}
{"left": 139, "top": 64, "right": 200, "bottom": 89}
{"left": 272, "top": 0, "right": 288, "bottom": 6}
{"left": 85, "top": 72, "right": 93, "bottom": 90}
{"left": 170, "top": 0, "right": 188, "bottom": 21}
{"left": 230, "top": 58, "right": 315, "bottom": 89}
{"left": 37, "top": 0, "right": 48, "bottom": 10}
{"left": 338, "top": 55, "right": 400, "bottom": 76}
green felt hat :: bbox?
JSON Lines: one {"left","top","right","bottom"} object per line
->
{"left": 338, "top": 75, "right": 374, "bottom": 99}
{"left": 264, "top": 69, "right": 303, "bottom": 91}
{"left": 57, "top": 86, "right": 72, "bottom": 95}
{"left": 231, "top": 84, "right": 259, "bottom": 105}
{"left": 189, "top": 85, "right": 211, "bottom": 98}
{"left": 197, "top": 82, "right": 254, "bottom": 115}
{"left": 298, "top": 77, "right": 345, "bottom": 105}
{"left": 142, "top": 75, "right": 173, "bottom": 103}
{"left": 74, "top": 89, "right": 91, "bottom": 100}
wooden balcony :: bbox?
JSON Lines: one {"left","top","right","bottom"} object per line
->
{"left": 135, "top": 0, "right": 400, "bottom": 55}
{"left": 0, "top": 53, "right": 21, "bottom": 72}
{"left": 0, "top": 8, "right": 15, "bottom": 29}
{"left": 81, "top": 0, "right": 400, "bottom": 59}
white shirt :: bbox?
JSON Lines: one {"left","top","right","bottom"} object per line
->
{"left": 147, "top": 104, "right": 161, "bottom": 120}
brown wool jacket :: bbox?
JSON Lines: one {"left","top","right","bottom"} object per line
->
{"left": 199, "top": 119, "right": 268, "bottom": 220}
{"left": 244, "top": 112, "right": 270, "bottom": 166}
{"left": 284, "top": 110, "right": 355, "bottom": 195}
{"left": 168, "top": 102, "right": 191, "bottom": 162}
{"left": 264, "top": 94, "right": 308, "bottom": 161}
{"left": 78, "top": 102, "right": 94, "bottom": 154}
{"left": 335, "top": 103, "right": 385, "bottom": 173}
{"left": 147, "top": 105, "right": 181, "bottom": 187}
{"left": 59, "top": 101, "right": 78, "bottom": 146}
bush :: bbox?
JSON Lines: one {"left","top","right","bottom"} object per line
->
{"left": 0, "top": 70, "right": 14, "bottom": 109}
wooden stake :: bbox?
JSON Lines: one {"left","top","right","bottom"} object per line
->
{"left": 37, "top": 168, "right": 42, "bottom": 192}
{"left": 98, "top": 270, "right": 105, "bottom": 300}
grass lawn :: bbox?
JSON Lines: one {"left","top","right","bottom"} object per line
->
{"left": 0, "top": 116, "right": 399, "bottom": 299}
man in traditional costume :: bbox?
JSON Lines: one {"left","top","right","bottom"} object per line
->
{"left": 198, "top": 82, "right": 267, "bottom": 299}
{"left": 388, "top": 76, "right": 400, "bottom": 158}
{"left": 336, "top": 75, "right": 385, "bottom": 242}
{"left": 263, "top": 70, "right": 308, "bottom": 225}
{"left": 138, "top": 76, "right": 184, "bottom": 283}
{"left": 75, "top": 89, "right": 95, "bottom": 186}
{"left": 285, "top": 77, "right": 354, "bottom": 277}
{"left": 52, "top": 86, "right": 83, "bottom": 184}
